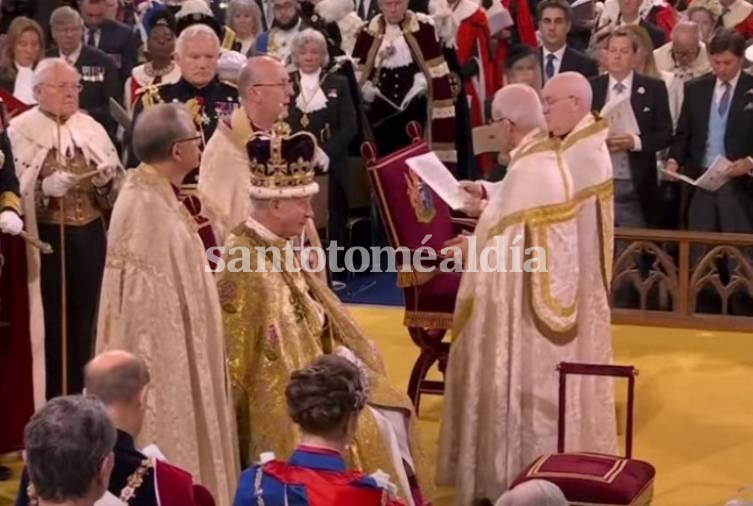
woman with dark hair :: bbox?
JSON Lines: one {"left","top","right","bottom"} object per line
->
{"left": 504, "top": 43, "right": 542, "bottom": 92}
{"left": 233, "top": 354, "right": 405, "bottom": 505}
{"left": 0, "top": 16, "right": 44, "bottom": 106}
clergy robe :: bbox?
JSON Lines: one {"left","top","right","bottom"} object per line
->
{"left": 9, "top": 107, "right": 121, "bottom": 402}
{"left": 95, "top": 164, "right": 238, "bottom": 506}
{"left": 436, "top": 129, "right": 582, "bottom": 504}
{"left": 217, "top": 219, "right": 433, "bottom": 505}
{"left": 561, "top": 113, "right": 619, "bottom": 455}
{"left": 721, "top": 0, "right": 753, "bottom": 40}
{"left": 198, "top": 108, "right": 257, "bottom": 232}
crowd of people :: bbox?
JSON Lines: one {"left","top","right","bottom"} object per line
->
{"left": 0, "top": 0, "right": 752, "bottom": 504}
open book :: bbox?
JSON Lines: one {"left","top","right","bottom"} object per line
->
{"left": 406, "top": 152, "right": 466, "bottom": 210}
{"left": 601, "top": 96, "right": 639, "bottom": 135}
{"left": 659, "top": 156, "right": 731, "bottom": 192}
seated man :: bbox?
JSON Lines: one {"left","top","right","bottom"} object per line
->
{"left": 23, "top": 396, "right": 116, "bottom": 506}
{"left": 234, "top": 355, "right": 404, "bottom": 505}
{"left": 216, "top": 123, "right": 432, "bottom": 506}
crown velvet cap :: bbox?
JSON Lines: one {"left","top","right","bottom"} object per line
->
{"left": 246, "top": 127, "right": 320, "bottom": 199}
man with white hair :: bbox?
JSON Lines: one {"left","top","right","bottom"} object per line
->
{"left": 46, "top": 6, "right": 121, "bottom": 140}
{"left": 436, "top": 84, "right": 580, "bottom": 504}
{"left": 9, "top": 57, "right": 121, "bottom": 402}
{"left": 654, "top": 21, "right": 711, "bottom": 83}
{"left": 129, "top": 23, "right": 239, "bottom": 186}
{"left": 495, "top": 479, "right": 569, "bottom": 506}
{"left": 97, "top": 103, "right": 238, "bottom": 505}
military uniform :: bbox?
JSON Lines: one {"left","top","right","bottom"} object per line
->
{"left": 129, "top": 77, "right": 240, "bottom": 186}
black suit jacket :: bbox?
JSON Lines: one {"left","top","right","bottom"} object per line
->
{"left": 590, "top": 72, "right": 673, "bottom": 226}
{"left": 46, "top": 45, "right": 121, "bottom": 140}
{"left": 540, "top": 45, "right": 599, "bottom": 80}
{"left": 669, "top": 72, "right": 753, "bottom": 219}
{"left": 356, "top": 0, "right": 381, "bottom": 21}
{"left": 288, "top": 70, "right": 357, "bottom": 178}
{"left": 92, "top": 19, "right": 140, "bottom": 84}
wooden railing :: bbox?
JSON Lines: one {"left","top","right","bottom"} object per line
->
{"left": 611, "top": 228, "right": 753, "bottom": 331}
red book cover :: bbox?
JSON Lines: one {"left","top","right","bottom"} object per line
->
{"left": 0, "top": 87, "right": 32, "bottom": 119}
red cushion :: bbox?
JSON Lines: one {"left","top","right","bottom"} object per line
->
{"left": 511, "top": 453, "right": 655, "bottom": 505}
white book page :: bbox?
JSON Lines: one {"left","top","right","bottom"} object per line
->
{"left": 406, "top": 152, "right": 466, "bottom": 210}
{"left": 601, "top": 96, "right": 639, "bottom": 135}
{"left": 658, "top": 156, "right": 731, "bottom": 192}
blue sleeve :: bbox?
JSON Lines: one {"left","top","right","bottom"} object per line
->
{"left": 255, "top": 33, "right": 269, "bottom": 54}
{"left": 233, "top": 467, "right": 259, "bottom": 506}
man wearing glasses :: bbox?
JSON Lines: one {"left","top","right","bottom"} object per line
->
{"left": 199, "top": 56, "right": 295, "bottom": 232}
{"left": 97, "top": 103, "right": 239, "bottom": 506}
{"left": 8, "top": 57, "right": 121, "bottom": 401}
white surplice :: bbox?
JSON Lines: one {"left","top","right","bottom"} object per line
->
{"left": 436, "top": 128, "right": 584, "bottom": 505}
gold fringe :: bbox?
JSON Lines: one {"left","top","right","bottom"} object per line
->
{"left": 404, "top": 310, "right": 453, "bottom": 329}
{"left": 396, "top": 269, "right": 438, "bottom": 287}
{"left": 0, "top": 190, "right": 21, "bottom": 214}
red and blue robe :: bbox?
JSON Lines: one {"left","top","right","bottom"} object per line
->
{"left": 233, "top": 446, "right": 405, "bottom": 506}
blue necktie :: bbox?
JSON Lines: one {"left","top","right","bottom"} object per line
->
{"left": 545, "top": 54, "right": 556, "bottom": 80}
{"left": 718, "top": 81, "right": 731, "bottom": 116}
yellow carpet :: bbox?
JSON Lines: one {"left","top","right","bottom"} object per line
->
{"left": 3, "top": 305, "right": 753, "bottom": 506}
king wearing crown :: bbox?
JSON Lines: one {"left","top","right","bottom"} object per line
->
{"left": 217, "top": 125, "right": 434, "bottom": 505}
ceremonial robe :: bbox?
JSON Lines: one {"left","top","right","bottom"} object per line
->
{"left": 722, "top": 0, "right": 753, "bottom": 40}
{"left": 436, "top": 130, "right": 582, "bottom": 504}
{"left": 234, "top": 446, "right": 405, "bottom": 506}
{"left": 96, "top": 164, "right": 238, "bottom": 505}
{"left": 491, "top": 0, "right": 537, "bottom": 89}
{"left": 561, "top": 113, "right": 619, "bottom": 455}
{"left": 123, "top": 62, "right": 181, "bottom": 112}
{"left": 351, "top": 11, "right": 457, "bottom": 162}
{"left": 9, "top": 107, "right": 120, "bottom": 401}
{"left": 0, "top": 107, "right": 34, "bottom": 453}
{"left": 217, "top": 219, "right": 433, "bottom": 504}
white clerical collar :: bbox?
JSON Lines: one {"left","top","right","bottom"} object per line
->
{"left": 608, "top": 71, "right": 634, "bottom": 93}
{"left": 716, "top": 70, "right": 741, "bottom": 91}
{"left": 60, "top": 44, "right": 83, "bottom": 65}
{"left": 543, "top": 44, "right": 566, "bottom": 62}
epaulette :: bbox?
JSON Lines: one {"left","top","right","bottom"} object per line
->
{"left": 222, "top": 26, "right": 237, "bottom": 50}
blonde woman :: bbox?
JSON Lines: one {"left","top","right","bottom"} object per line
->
{"left": 227, "top": 0, "right": 263, "bottom": 55}
{"left": 0, "top": 17, "right": 45, "bottom": 106}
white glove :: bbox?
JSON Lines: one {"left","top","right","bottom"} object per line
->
{"left": 315, "top": 147, "right": 330, "bottom": 172}
{"left": 369, "top": 469, "right": 399, "bottom": 499}
{"left": 400, "top": 73, "right": 428, "bottom": 110}
{"left": 0, "top": 210, "right": 23, "bottom": 235}
{"left": 41, "top": 171, "right": 77, "bottom": 198}
{"left": 362, "top": 81, "right": 378, "bottom": 103}
{"left": 92, "top": 163, "right": 117, "bottom": 188}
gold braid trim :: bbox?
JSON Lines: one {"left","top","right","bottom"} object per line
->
{"left": 0, "top": 190, "right": 21, "bottom": 213}
{"left": 562, "top": 116, "right": 609, "bottom": 151}
{"left": 120, "top": 458, "right": 154, "bottom": 502}
{"left": 451, "top": 296, "right": 474, "bottom": 340}
{"left": 403, "top": 310, "right": 453, "bottom": 329}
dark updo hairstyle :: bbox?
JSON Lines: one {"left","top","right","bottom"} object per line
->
{"left": 285, "top": 355, "right": 367, "bottom": 436}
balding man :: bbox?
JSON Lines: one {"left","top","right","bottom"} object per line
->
{"left": 437, "top": 84, "right": 581, "bottom": 504}
{"left": 9, "top": 57, "right": 121, "bottom": 401}
{"left": 97, "top": 103, "right": 238, "bottom": 505}
{"left": 654, "top": 21, "right": 711, "bottom": 83}
{"left": 47, "top": 6, "right": 121, "bottom": 140}
{"left": 543, "top": 71, "right": 618, "bottom": 455}
{"left": 16, "top": 351, "right": 216, "bottom": 506}
{"left": 129, "top": 24, "right": 240, "bottom": 186}
{"left": 199, "top": 56, "right": 293, "bottom": 230}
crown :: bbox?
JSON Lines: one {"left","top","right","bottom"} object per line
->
{"left": 246, "top": 121, "right": 320, "bottom": 199}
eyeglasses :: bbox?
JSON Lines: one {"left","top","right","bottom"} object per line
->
{"left": 252, "top": 82, "right": 289, "bottom": 88}
{"left": 173, "top": 135, "right": 202, "bottom": 147}
{"left": 543, "top": 95, "right": 576, "bottom": 108}
{"left": 39, "top": 83, "right": 83, "bottom": 92}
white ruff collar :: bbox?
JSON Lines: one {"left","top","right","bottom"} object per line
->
{"left": 378, "top": 23, "right": 414, "bottom": 69}
{"left": 295, "top": 69, "right": 328, "bottom": 114}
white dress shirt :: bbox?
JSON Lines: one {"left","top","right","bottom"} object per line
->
{"left": 713, "top": 70, "right": 741, "bottom": 108}
{"left": 60, "top": 44, "right": 83, "bottom": 66}
{"left": 542, "top": 45, "right": 566, "bottom": 80}
{"left": 13, "top": 64, "right": 36, "bottom": 104}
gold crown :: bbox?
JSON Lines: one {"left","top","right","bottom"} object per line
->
{"left": 246, "top": 120, "right": 320, "bottom": 198}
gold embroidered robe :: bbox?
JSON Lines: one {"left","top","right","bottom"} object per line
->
{"left": 95, "top": 164, "right": 238, "bottom": 506}
{"left": 217, "top": 221, "right": 433, "bottom": 503}
{"left": 436, "top": 129, "right": 583, "bottom": 505}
